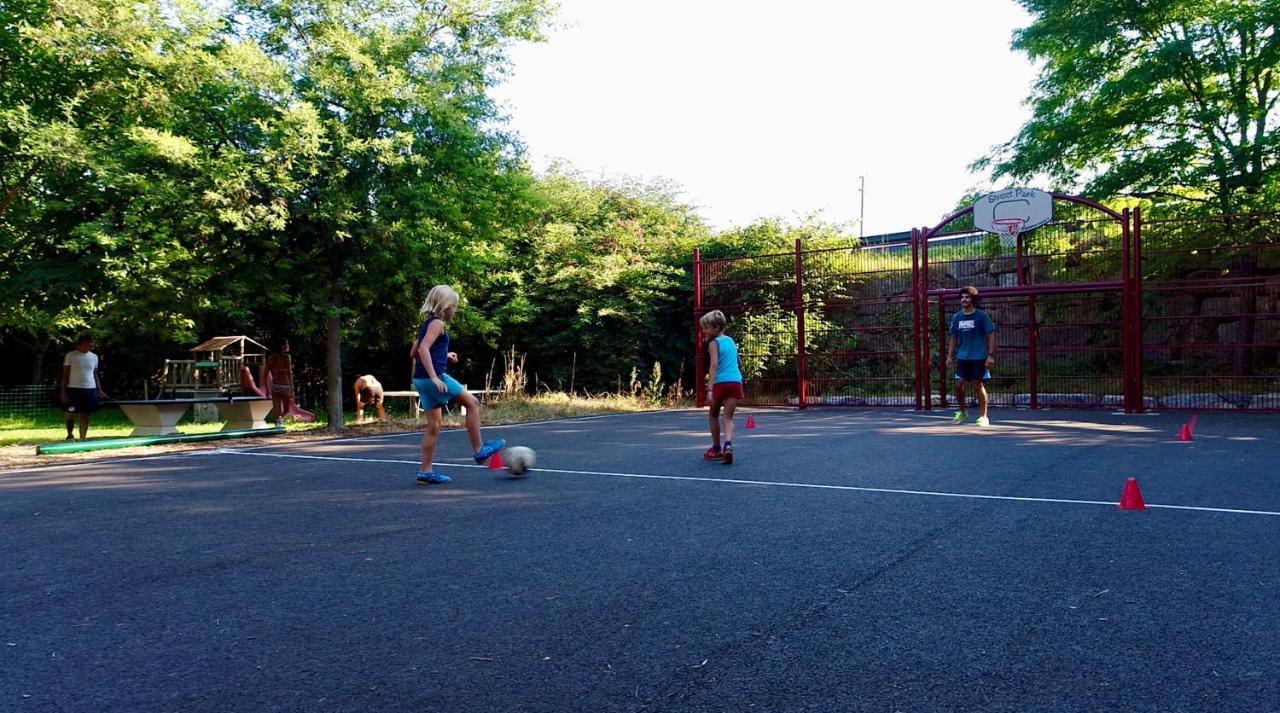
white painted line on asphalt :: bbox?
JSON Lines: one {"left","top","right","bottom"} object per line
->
{"left": 215, "top": 450, "right": 414, "bottom": 465}
{"left": 217, "top": 450, "right": 1280, "bottom": 517}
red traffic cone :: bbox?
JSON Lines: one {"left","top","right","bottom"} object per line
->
{"left": 1118, "top": 478, "right": 1146, "bottom": 510}
{"left": 1177, "top": 424, "right": 1193, "bottom": 442}
{"left": 745, "top": 415, "right": 756, "bottom": 429}
{"left": 488, "top": 449, "right": 504, "bottom": 470}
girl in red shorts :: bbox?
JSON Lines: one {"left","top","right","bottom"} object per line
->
{"left": 700, "top": 310, "right": 744, "bottom": 464}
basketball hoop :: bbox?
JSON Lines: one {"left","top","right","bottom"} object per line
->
{"left": 992, "top": 217, "right": 1025, "bottom": 247}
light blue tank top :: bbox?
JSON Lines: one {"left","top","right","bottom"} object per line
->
{"left": 713, "top": 335, "right": 742, "bottom": 384}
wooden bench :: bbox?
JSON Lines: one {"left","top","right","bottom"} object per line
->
{"left": 381, "top": 388, "right": 499, "bottom": 419}
{"left": 382, "top": 391, "right": 421, "bottom": 419}
{"left": 107, "top": 396, "right": 274, "bottom": 436}
{"left": 459, "top": 389, "right": 498, "bottom": 417}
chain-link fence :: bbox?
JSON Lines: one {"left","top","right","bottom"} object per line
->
{"left": 0, "top": 381, "right": 337, "bottom": 424}
{"left": 1140, "top": 212, "right": 1280, "bottom": 410}
{"left": 696, "top": 202, "right": 1280, "bottom": 412}
{"left": 0, "top": 385, "right": 61, "bottom": 420}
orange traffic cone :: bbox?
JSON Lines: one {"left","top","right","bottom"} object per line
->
{"left": 488, "top": 449, "right": 504, "bottom": 469}
{"left": 1118, "top": 478, "right": 1146, "bottom": 510}
{"left": 1177, "top": 424, "right": 1193, "bottom": 442}
{"left": 745, "top": 415, "right": 756, "bottom": 429}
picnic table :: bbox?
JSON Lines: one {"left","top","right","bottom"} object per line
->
{"left": 108, "top": 396, "right": 274, "bottom": 436}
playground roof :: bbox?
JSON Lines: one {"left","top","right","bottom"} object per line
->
{"left": 189, "top": 336, "right": 268, "bottom": 354}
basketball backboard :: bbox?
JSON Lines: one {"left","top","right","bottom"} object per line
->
{"left": 973, "top": 188, "right": 1053, "bottom": 240}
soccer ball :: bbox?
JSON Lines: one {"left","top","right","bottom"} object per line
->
{"left": 503, "top": 446, "right": 536, "bottom": 476}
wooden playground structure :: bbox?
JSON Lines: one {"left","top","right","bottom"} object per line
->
{"left": 161, "top": 335, "right": 268, "bottom": 397}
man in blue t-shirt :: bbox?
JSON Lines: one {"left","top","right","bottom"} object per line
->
{"left": 946, "top": 285, "right": 996, "bottom": 426}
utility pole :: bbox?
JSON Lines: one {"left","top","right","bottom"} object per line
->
{"left": 858, "top": 175, "right": 865, "bottom": 238}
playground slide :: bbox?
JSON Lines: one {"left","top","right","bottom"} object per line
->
{"left": 287, "top": 402, "right": 316, "bottom": 423}
{"left": 239, "top": 366, "right": 266, "bottom": 397}
{"left": 256, "top": 368, "right": 315, "bottom": 422}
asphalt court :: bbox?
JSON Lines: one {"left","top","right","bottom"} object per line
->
{"left": 3, "top": 408, "right": 1278, "bottom": 712}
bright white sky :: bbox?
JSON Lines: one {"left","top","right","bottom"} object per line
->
{"left": 490, "top": 0, "right": 1041, "bottom": 236}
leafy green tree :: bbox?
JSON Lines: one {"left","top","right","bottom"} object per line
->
{"left": 980, "top": 0, "right": 1280, "bottom": 383}
{"left": 478, "top": 167, "right": 709, "bottom": 393}
{"left": 0, "top": 0, "right": 295, "bottom": 384}
{"left": 0, "top": 0, "right": 162, "bottom": 369}
{"left": 976, "top": 0, "right": 1280, "bottom": 215}
{"left": 232, "top": 0, "right": 553, "bottom": 425}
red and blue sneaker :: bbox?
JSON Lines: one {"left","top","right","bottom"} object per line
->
{"left": 703, "top": 446, "right": 724, "bottom": 460}
{"left": 473, "top": 439, "right": 506, "bottom": 464}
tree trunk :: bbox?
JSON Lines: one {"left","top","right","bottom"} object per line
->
{"left": 31, "top": 338, "right": 51, "bottom": 384}
{"left": 325, "top": 256, "right": 345, "bottom": 430}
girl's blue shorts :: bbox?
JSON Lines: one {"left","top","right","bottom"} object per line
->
{"left": 413, "top": 375, "right": 465, "bottom": 410}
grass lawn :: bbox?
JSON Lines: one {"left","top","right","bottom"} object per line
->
{"left": 343, "top": 392, "right": 681, "bottom": 437}
{"left": 0, "top": 393, "right": 684, "bottom": 448}
{"left": 0, "top": 409, "right": 328, "bottom": 447}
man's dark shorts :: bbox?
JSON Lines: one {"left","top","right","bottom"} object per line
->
{"left": 953, "top": 359, "right": 991, "bottom": 383}
{"left": 62, "top": 387, "right": 101, "bottom": 414}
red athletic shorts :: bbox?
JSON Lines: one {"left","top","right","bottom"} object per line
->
{"left": 711, "top": 382, "right": 745, "bottom": 402}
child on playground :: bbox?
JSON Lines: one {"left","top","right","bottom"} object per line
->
{"left": 411, "top": 285, "right": 504, "bottom": 485}
{"left": 261, "top": 339, "right": 295, "bottom": 428}
{"left": 700, "top": 309, "right": 744, "bottom": 464}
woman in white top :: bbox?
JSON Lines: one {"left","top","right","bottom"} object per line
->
{"left": 61, "top": 334, "right": 107, "bottom": 441}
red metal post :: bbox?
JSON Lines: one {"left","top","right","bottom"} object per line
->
{"left": 936, "top": 298, "right": 948, "bottom": 409}
{"left": 693, "top": 247, "right": 705, "bottom": 408}
{"left": 1016, "top": 234, "right": 1025, "bottom": 285}
{"left": 1132, "top": 208, "right": 1144, "bottom": 412}
{"left": 922, "top": 229, "right": 933, "bottom": 410}
{"left": 911, "top": 229, "right": 922, "bottom": 410}
{"left": 1028, "top": 294, "right": 1038, "bottom": 409}
{"left": 795, "top": 238, "right": 807, "bottom": 408}
{"left": 1120, "top": 208, "right": 1132, "bottom": 412}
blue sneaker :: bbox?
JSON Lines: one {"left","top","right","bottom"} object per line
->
{"left": 415, "top": 470, "right": 452, "bottom": 485}
{"left": 473, "top": 438, "right": 506, "bottom": 464}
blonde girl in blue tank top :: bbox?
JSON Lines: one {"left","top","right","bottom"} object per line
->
{"left": 700, "top": 310, "right": 744, "bottom": 464}
{"left": 411, "top": 285, "right": 505, "bottom": 485}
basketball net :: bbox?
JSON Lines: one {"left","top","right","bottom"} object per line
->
{"left": 992, "top": 217, "right": 1025, "bottom": 249}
